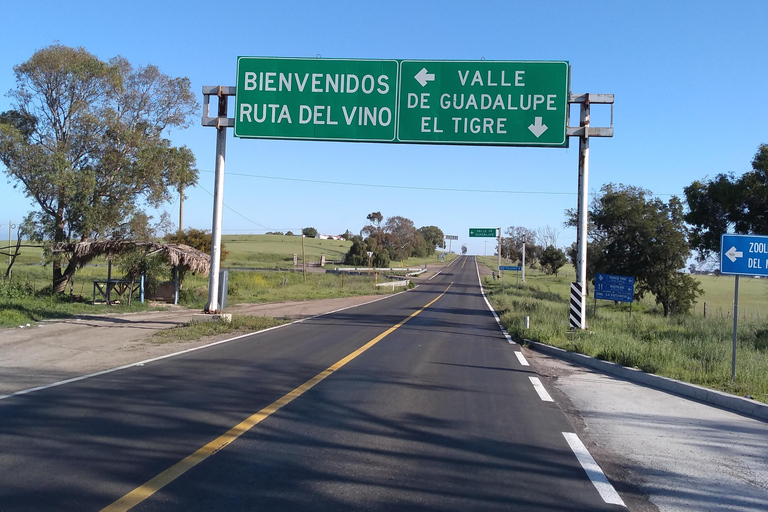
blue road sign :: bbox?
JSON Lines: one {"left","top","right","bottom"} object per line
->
{"left": 499, "top": 265, "right": 522, "bottom": 271}
{"left": 594, "top": 273, "right": 635, "bottom": 303}
{"left": 720, "top": 234, "right": 768, "bottom": 277}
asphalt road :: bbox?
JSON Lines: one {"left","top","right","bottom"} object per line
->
{"left": 0, "top": 256, "right": 627, "bottom": 511}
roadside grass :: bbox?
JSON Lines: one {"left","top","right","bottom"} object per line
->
{"left": 477, "top": 263, "right": 768, "bottom": 404}
{"left": 0, "top": 280, "right": 154, "bottom": 328}
{"left": 175, "top": 270, "right": 398, "bottom": 310}
{"left": 152, "top": 315, "right": 287, "bottom": 343}
{"left": 221, "top": 234, "right": 455, "bottom": 269}
{"left": 0, "top": 234, "right": 449, "bottom": 327}
{"left": 222, "top": 234, "right": 351, "bottom": 268}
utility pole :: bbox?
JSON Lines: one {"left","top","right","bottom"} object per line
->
{"left": 302, "top": 233, "right": 306, "bottom": 283}
{"left": 178, "top": 183, "right": 184, "bottom": 232}
{"left": 497, "top": 227, "right": 501, "bottom": 276}
{"left": 522, "top": 235, "right": 526, "bottom": 282}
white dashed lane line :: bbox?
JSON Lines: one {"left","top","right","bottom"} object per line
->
{"left": 529, "top": 376, "right": 554, "bottom": 402}
{"left": 514, "top": 351, "right": 530, "bottom": 366}
{"left": 563, "top": 432, "right": 627, "bottom": 507}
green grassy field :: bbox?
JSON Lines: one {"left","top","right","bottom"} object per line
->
{"left": 476, "top": 257, "right": 768, "bottom": 403}
{"left": 221, "top": 234, "right": 455, "bottom": 269}
{"left": 2, "top": 234, "right": 447, "bottom": 327}
{"left": 221, "top": 234, "right": 351, "bottom": 268}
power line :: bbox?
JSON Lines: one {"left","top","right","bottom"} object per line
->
{"left": 199, "top": 170, "right": 679, "bottom": 197}
{"left": 195, "top": 183, "right": 293, "bottom": 232}
{"left": 199, "top": 170, "right": 576, "bottom": 195}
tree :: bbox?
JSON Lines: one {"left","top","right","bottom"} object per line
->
{"left": 383, "top": 216, "right": 428, "bottom": 259}
{"left": 0, "top": 44, "right": 198, "bottom": 292}
{"left": 539, "top": 246, "right": 567, "bottom": 276}
{"left": 567, "top": 183, "right": 702, "bottom": 316}
{"left": 502, "top": 226, "right": 537, "bottom": 262}
{"left": 343, "top": 235, "right": 390, "bottom": 267}
{"left": 418, "top": 225, "right": 445, "bottom": 255}
{"left": 685, "top": 144, "right": 768, "bottom": 259}
{"left": 302, "top": 227, "right": 318, "bottom": 237}
{"left": 366, "top": 211, "right": 383, "bottom": 228}
{"left": 537, "top": 225, "right": 560, "bottom": 248}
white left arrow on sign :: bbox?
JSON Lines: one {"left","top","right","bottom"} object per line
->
{"left": 414, "top": 68, "right": 435, "bottom": 87}
{"left": 528, "top": 117, "right": 548, "bottom": 137}
{"left": 725, "top": 246, "right": 743, "bottom": 263}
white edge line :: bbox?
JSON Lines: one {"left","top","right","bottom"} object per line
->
{"left": 529, "top": 376, "right": 554, "bottom": 402}
{"left": 475, "top": 258, "right": 516, "bottom": 345}
{"left": 515, "top": 351, "right": 530, "bottom": 366}
{"left": 562, "top": 432, "right": 626, "bottom": 507}
{"left": 0, "top": 290, "right": 410, "bottom": 402}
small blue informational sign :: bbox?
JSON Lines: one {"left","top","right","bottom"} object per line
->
{"left": 720, "top": 233, "right": 768, "bottom": 277}
{"left": 594, "top": 273, "right": 635, "bottom": 303}
{"left": 499, "top": 265, "right": 522, "bottom": 271}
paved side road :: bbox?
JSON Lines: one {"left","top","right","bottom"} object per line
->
{"left": 526, "top": 349, "right": 768, "bottom": 512}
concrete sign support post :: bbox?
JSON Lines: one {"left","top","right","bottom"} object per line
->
{"left": 567, "top": 93, "right": 614, "bottom": 329}
{"left": 732, "top": 275, "right": 739, "bottom": 382}
{"left": 202, "top": 86, "right": 236, "bottom": 313}
{"left": 575, "top": 96, "right": 589, "bottom": 329}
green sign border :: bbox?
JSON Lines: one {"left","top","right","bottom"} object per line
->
{"left": 469, "top": 228, "right": 498, "bottom": 237}
{"left": 235, "top": 57, "right": 400, "bottom": 143}
{"left": 234, "top": 57, "right": 570, "bottom": 148}
{"left": 397, "top": 60, "right": 570, "bottom": 147}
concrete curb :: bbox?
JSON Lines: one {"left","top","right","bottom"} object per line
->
{"left": 525, "top": 340, "right": 768, "bottom": 422}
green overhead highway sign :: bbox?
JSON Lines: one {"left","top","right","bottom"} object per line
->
{"left": 235, "top": 57, "right": 399, "bottom": 142}
{"left": 469, "top": 228, "right": 497, "bottom": 237}
{"left": 235, "top": 58, "right": 570, "bottom": 147}
{"left": 398, "top": 60, "right": 569, "bottom": 146}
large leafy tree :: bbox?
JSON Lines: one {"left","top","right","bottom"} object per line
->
{"left": 0, "top": 44, "right": 198, "bottom": 292}
{"left": 417, "top": 225, "right": 445, "bottom": 255}
{"left": 567, "top": 184, "right": 702, "bottom": 316}
{"left": 685, "top": 144, "right": 768, "bottom": 259}
{"left": 539, "top": 245, "right": 567, "bottom": 276}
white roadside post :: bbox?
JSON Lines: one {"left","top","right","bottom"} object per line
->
{"left": 201, "top": 86, "right": 236, "bottom": 313}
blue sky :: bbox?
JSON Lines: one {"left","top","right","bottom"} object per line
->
{"left": 1, "top": 1, "right": 766, "bottom": 255}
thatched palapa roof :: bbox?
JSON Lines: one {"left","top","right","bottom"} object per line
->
{"left": 51, "top": 240, "right": 211, "bottom": 275}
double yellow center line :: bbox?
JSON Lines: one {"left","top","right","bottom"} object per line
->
{"left": 102, "top": 282, "right": 453, "bottom": 511}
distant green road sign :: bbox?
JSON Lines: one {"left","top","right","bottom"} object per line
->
{"left": 398, "top": 60, "right": 569, "bottom": 147}
{"left": 469, "top": 228, "right": 497, "bottom": 237}
{"left": 235, "top": 57, "right": 398, "bottom": 142}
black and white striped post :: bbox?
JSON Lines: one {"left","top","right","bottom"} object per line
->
{"left": 570, "top": 282, "right": 585, "bottom": 330}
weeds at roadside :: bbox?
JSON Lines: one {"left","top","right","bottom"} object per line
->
{"left": 152, "top": 315, "right": 287, "bottom": 343}
{"left": 482, "top": 274, "right": 768, "bottom": 404}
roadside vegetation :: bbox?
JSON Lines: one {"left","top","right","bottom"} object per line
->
{"left": 478, "top": 259, "right": 768, "bottom": 404}
{"left": 0, "top": 234, "right": 438, "bottom": 327}
{"left": 152, "top": 315, "right": 287, "bottom": 343}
